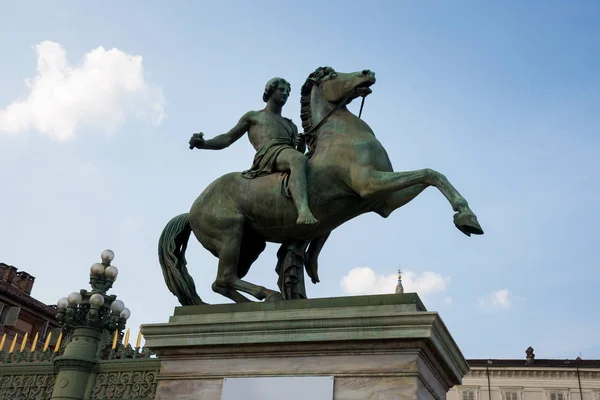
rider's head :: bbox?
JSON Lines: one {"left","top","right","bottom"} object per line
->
{"left": 263, "top": 77, "right": 291, "bottom": 104}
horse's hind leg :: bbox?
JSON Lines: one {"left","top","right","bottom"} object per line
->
{"left": 230, "top": 279, "right": 283, "bottom": 302}
{"left": 212, "top": 245, "right": 253, "bottom": 303}
{"left": 211, "top": 220, "right": 253, "bottom": 303}
{"left": 212, "top": 222, "right": 283, "bottom": 302}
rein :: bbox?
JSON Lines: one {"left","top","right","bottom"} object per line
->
{"left": 304, "top": 88, "right": 358, "bottom": 136}
{"left": 358, "top": 96, "right": 366, "bottom": 119}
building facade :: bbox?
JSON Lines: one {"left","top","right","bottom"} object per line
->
{"left": 449, "top": 348, "right": 600, "bottom": 400}
{"left": 0, "top": 262, "right": 62, "bottom": 351}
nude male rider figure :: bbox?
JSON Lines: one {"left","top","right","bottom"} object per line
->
{"left": 188, "top": 77, "right": 319, "bottom": 225}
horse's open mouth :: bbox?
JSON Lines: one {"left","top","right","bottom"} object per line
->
{"left": 354, "top": 81, "right": 374, "bottom": 97}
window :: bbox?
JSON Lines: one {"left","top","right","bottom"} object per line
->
{"left": 48, "top": 327, "right": 63, "bottom": 346}
{"left": 0, "top": 307, "right": 21, "bottom": 326}
{"left": 550, "top": 392, "right": 566, "bottom": 400}
{"left": 462, "top": 390, "right": 476, "bottom": 400}
{"left": 505, "top": 391, "right": 520, "bottom": 400}
{"left": 39, "top": 321, "right": 49, "bottom": 339}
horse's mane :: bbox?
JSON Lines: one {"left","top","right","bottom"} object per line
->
{"left": 300, "top": 66, "right": 336, "bottom": 157}
{"left": 300, "top": 66, "right": 335, "bottom": 132}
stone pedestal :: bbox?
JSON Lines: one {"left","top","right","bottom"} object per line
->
{"left": 141, "top": 294, "right": 468, "bottom": 400}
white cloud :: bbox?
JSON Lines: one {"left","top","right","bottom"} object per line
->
{"left": 478, "top": 288, "right": 511, "bottom": 309}
{"left": 0, "top": 41, "right": 165, "bottom": 140}
{"left": 444, "top": 296, "right": 453, "bottom": 304}
{"left": 340, "top": 266, "right": 450, "bottom": 296}
{"left": 492, "top": 289, "right": 511, "bottom": 308}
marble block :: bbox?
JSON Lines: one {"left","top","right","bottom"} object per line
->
{"left": 141, "top": 293, "right": 468, "bottom": 400}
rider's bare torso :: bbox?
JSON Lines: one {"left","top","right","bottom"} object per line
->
{"left": 245, "top": 110, "right": 298, "bottom": 151}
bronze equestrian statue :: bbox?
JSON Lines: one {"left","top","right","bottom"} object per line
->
{"left": 158, "top": 67, "right": 484, "bottom": 305}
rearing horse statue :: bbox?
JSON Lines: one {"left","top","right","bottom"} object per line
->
{"left": 158, "top": 66, "right": 484, "bottom": 305}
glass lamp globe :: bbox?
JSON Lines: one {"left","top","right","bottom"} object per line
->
{"left": 57, "top": 297, "right": 69, "bottom": 310}
{"left": 101, "top": 249, "right": 114, "bottom": 263}
{"left": 67, "top": 292, "right": 83, "bottom": 305}
{"left": 90, "top": 263, "right": 105, "bottom": 276}
{"left": 111, "top": 300, "right": 125, "bottom": 313}
{"left": 90, "top": 293, "right": 105, "bottom": 307}
{"left": 120, "top": 308, "right": 131, "bottom": 320}
{"left": 104, "top": 266, "right": 119, "bottom": 280}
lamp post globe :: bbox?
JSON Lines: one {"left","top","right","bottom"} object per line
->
{"left": 101, "top": 249, "right": 114, "bottom": 264}
{"left": 67, "top": 292, "right": 82, "bottom": 306}
{"left": 90, "top": 263, "right": 105, "bottom": 276}
{"left": 105, "top": 266, "right": 119, "bottom": 280}
{"left": 57, "top": 297, "right": 69, "bottom": 310}
{"left": 111, "top": 300, "right": 125, "bottom": 313}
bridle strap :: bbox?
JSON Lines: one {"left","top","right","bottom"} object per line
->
{"left": 299, "top": 87, "right": 367, "bottom": 157}
{"left": 304, "top": 88, "right": 357, "bottom": 136}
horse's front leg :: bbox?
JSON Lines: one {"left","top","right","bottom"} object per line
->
{"left": 373, "top": 184, "right": 429, "bottom": 218}
{"left": 352, "top": 168, "right": 484, "bottom": 236}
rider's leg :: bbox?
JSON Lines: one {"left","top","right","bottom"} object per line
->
{"left": 275, "top": 149, "right": 319, "bottom": 225}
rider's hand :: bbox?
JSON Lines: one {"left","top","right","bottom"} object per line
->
{"left": 294, "top": 133, "right": 305, "bottom": 148}
{"left": 189, "top": 132, "right": 205, "bottom": 149}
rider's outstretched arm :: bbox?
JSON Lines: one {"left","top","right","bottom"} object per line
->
{"left": 202, "top": 112, "right": 252, "bottom": 150}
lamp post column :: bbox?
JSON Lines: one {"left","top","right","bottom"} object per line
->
{"left": 51, "top": 327, "right": 102, "bottom": 400}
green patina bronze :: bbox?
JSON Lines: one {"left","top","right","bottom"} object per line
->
{"left": 159, "top": 66, "right": 484, "bottom": 306}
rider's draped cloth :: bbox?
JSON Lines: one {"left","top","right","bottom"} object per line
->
{"left": 241, "top": 137, "right": 295, "bottom": 197}
{"left": 241, "top": 137, "right": 294, "bottom": 179}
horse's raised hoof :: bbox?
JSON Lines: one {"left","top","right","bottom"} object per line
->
{"left": 305, "top": 259, "right": 320, "bottom": 284}
{"left": 453, "top": 211, "right": 484, "bottom": 237}
{"left": 264, "top": 291, "right": 284, "bottom": 302}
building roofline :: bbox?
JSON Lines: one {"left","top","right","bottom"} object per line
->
{"left": 0, "top": 280, "right": 56, "bottom": 318}
{"left": 468, "top": 359, "right": 600, "bottom": 368}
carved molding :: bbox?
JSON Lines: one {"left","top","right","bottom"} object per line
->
{"left": 97, "top": 359, "right": 161, "bottom": 373}
{"left": 0, "top": 363, "right": 54, "bottom": 376}
{"left": 54, "top": 356, "right": 96, "bottom": 372}
{"left": 91, "top": 370, "right": 158, "bottom": 399}
{"left": 0, "top": 373, "right": 55, "bottom": 400}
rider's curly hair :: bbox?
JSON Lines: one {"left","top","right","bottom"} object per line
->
{"left": 263, "top": 77, "right": 291, "bottom": 102}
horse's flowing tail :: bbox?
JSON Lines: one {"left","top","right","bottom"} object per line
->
{"left": 158, "top": 213, "right": 205, "bottom": 305}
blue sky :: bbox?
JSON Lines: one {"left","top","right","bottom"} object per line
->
{"left": 0, "top": 1, "right": 598, "bottom": 359}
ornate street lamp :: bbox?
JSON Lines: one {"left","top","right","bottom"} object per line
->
{"left": 51, "top": 249, "right": 132, "bottom": 400}
{"left": 55, "top": 249, "right": 131, "bottom": 334}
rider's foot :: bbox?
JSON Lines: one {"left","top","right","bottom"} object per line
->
{"left": 297, "top": 213, "right": 319, "bottom": 225}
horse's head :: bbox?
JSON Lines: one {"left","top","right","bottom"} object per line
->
{"left": 322, "top": 68, "right": 376, "bottom": 104}
{"left": 300, "top": 67, "right": 376, "bottom": 133}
